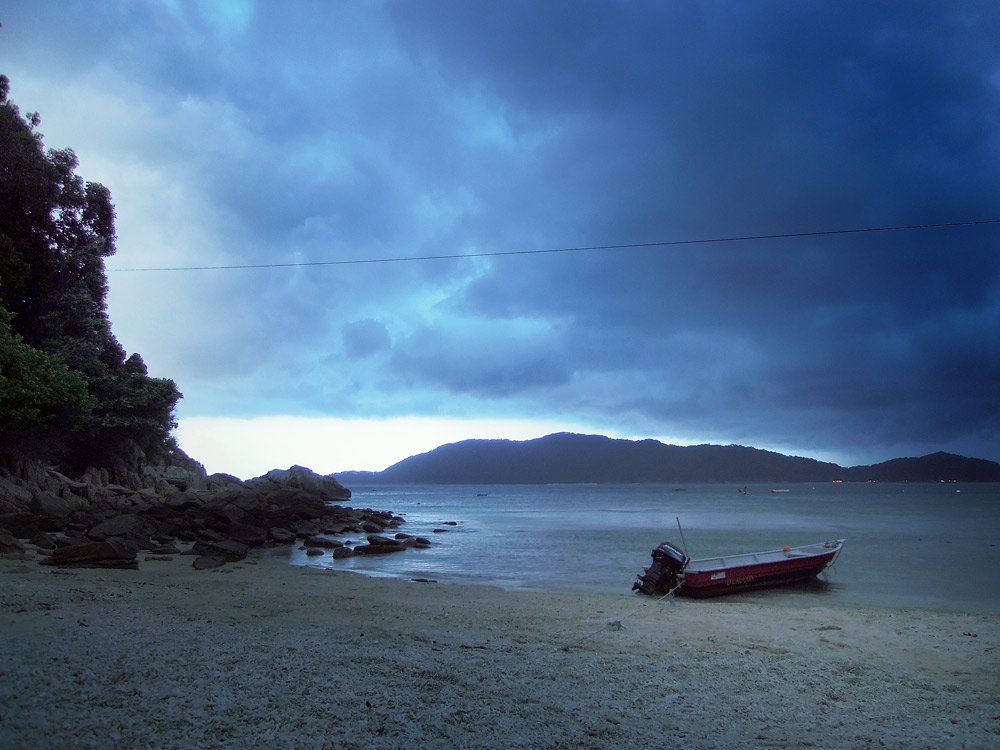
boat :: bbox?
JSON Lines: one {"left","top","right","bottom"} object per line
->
{"left": 633, "top": 538, "right": 844, "bottom": 598}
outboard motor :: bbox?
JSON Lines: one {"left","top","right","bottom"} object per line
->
{"left": 633, "top": 541, "right": 689, "bottom": 595}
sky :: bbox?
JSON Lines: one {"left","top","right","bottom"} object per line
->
{"left": 2, "top": 1, "right": 999, "bottom": 479}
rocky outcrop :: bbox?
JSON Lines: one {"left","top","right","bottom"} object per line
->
{"left": 0, "top": 452, "right": 429, "bottom": 570}
{"left": 244, "top": 465, "right": 350, "bottom": 499}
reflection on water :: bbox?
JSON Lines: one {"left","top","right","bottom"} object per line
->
{"left": 273, "top": 482, "right": 1000, "bottom": 613}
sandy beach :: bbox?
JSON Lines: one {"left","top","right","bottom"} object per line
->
{"left": 1, "top": 550, "right": 997, "bottom": 750}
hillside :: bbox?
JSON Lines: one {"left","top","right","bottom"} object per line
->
{"left": 335, "top": 433, "right": 1000, "bottom": 485}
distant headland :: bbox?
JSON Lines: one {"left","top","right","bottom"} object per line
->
{"left": 335, "top": 433, "right": 1000, "bottom": 485}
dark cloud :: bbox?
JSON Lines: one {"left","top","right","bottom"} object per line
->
{"left": 343, "top": 319, "right": 391, "bottom": 359}
{"left": 4, "top": 0, "right": 999, "bottom": 464}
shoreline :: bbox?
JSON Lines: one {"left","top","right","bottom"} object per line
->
{"left": 2, "top": 551, "right": 998, "bottom": 749}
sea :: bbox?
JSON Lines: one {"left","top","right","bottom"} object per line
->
{"left": 268, "top": 482, "right": 1000, "bottom": 614}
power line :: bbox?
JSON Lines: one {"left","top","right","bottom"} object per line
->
{"left": 108, "top": 218, "right": 1000, "bottom": 272}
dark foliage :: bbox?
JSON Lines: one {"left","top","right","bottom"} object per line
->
{"left": 0, "top": 74, "right": 181, "bottom": 471}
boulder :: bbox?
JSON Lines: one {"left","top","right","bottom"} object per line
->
{"left": 332, "top": 546, "right": 355, "bottom": 559}
{"left": 352, "top": 544, "right": 406, "bottom": 555}
{"left": 268, "top": 527, "right": 296, "bottom": 544}
{"left": 192, "top": 555, "right": 227, "bottom": 570}
{"left": 0, "top": 512, "right": 47, "bottom": 539}
{"left": 291, "top": 521, "right": 321, "bottom": 538}
{"left": 206, "top": 473, "right": 244, "bottom": 490}
{"left": 0, "top": 476, "right": 34, "bottom": 511}
{"left": 366, "top": 534, "right": 403, "bottom": 547}
{"left": 40, "top": 540, "right": 138, "bottom": 569}
{"left": 304, "top": 535, "right": 343, "bottom": 549}
{"left": 29, "top": 532, "right": 58, "bottom": 551}
{"left": 191, "top": 539, "right": 248, "bottom": 562}
{"left": 226, "top": 522, "right": 268, "bottom": 546}
{"left": 162, "top": 465, "right": 206, "bottom": 492}
{"left": 0, "top": 529, "right": 27, "bottom": 553}
{"left": 88, "top": 514, "right": 144, "bottom": 541}
{"left": 32, "top": 492, "right": 76, "bottom": 517}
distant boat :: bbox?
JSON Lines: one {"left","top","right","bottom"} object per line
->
{"left": 771, "top": 488, "right": 790, "bottom": 493}
{"left": 633, "top": 539, "right": 845, "bottom": 598}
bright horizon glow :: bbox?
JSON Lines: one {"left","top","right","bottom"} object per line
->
{"left": 174, "top": 415, "right": 678, "bottom": 481}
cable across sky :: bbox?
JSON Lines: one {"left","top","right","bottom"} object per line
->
{"left": 108, "top": 218, "right": 1000, "bottom": 272}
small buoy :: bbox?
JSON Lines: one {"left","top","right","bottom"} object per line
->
{"left": 782, "top": 545, "right": 791, "bottom": 552}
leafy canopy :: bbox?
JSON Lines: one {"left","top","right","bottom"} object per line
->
{"left": 0, "top": 74, "right": 181, "bottom": 471}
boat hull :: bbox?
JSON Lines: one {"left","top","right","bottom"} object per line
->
{"left": 634, "top": 540, "right": 844, "bottom": 598}
{"left": 678, "top": 547, "right": 840, "bottom": 597}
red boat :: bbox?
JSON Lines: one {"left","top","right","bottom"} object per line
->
{"left": 633, "top": 538, "right": 844, "bottom": 598}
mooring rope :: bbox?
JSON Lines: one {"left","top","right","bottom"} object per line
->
{"left": 557, "top": 580, "right": 683, "bottom": 652}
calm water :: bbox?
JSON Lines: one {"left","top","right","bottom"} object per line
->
{"left": 273, "top": 482, "right": 1000, "bottom": 613}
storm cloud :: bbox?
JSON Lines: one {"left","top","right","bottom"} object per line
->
{"left": 2, "top": 0, "right": 998, "bottom": 471}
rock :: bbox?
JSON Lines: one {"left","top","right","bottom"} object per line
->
{"left": 226, "top": 522, "right": 268, "bottom": 546}
{"left": 304, "top": 535, "right": 343, "bottom": 549}
{"left": 305, "top": 548, "right": 325, "bottom": 557}
{"left": 164, "top": 491, "right": 201, "bottom": 511}
{"left": 29, "top": 532, "right": 58, "bottom": 551}
{"left": 88, "top": 514, "right": 144, "bottom": 541}
{"left": 191, "top": 539, "right": 248, "bottom": 562}
{"left": 413, "top": 537, "right": 432, "bottom": 548}
{"left": 0, "top": 512, "right": 45, "bottom": 539}
{"left": 268, "top": 527, "right": 296, "bottom": 544}
{"left": 192, "top": 555, "right": 227, "bottom": 570}
{"left": 0, "top": 476, "right": 34, "bottom": 511}
{"left": 31, "top": 492, "right": 75, "bottom": 517}
{"left": 0, "top": 529, "right": 27, "bottom": 553}
{"left": 40, "top": 540, "right": 138, "bottom": 569}
{"left": 291, "top": 521, "right": 321, "bottom": 538}
{"left": 332, "top": 546, "right": 355, "bottom": 559}
{"left": 162, "top": 465, "right": 207, "bottom": 492}
{"left": 366, "top": 534, "right": 403, "bottom": 547}
{"left": 362, "top": 520, "right": 386, "bottom": 533}
{"left": 352, "top": 544, "right": 406, "bottom": 555}
{"left": 206, "top": 473, "right": 244, "bottom": 490}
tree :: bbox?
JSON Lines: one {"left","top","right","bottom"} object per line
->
{"left": 0, "top": 305, "right": 91, "bottom": 448}
{"left": 0, "top": 74, "right": 182, "bottom": 472}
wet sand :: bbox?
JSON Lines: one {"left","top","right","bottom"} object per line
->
{"left": 1, "top": 551, "right": 997, "bottom": 749}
